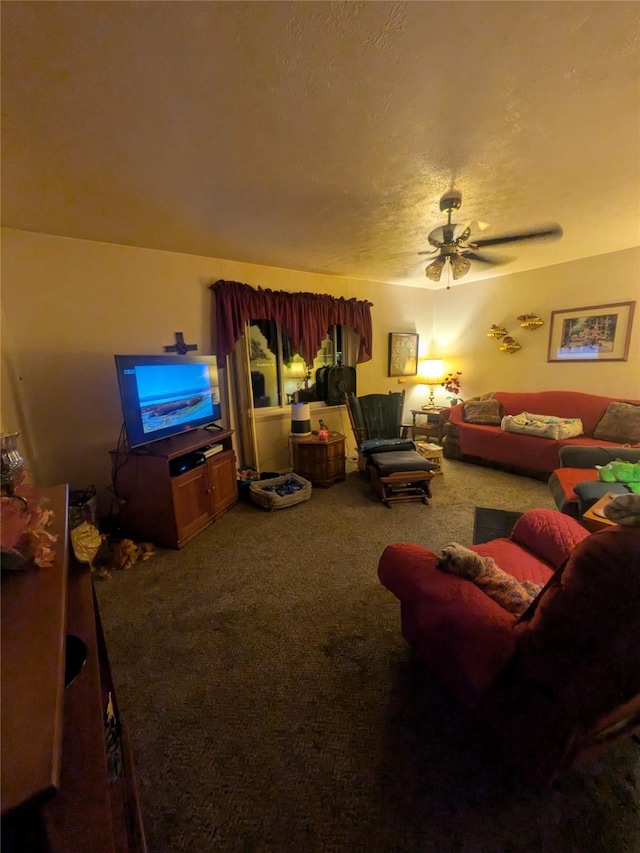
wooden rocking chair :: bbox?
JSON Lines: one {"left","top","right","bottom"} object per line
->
{"left": 343, "top": 391, "right": 437, "bottom": 507}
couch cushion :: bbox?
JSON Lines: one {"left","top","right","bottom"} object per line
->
{"left": 463, "top": 399, "right": 502, "bottom": 425}
{"left": 368, "top": 450, "right": 437, "bottom": 475}
{"left": 593, "top": 401, "right": 640, "bottom": 444}
{"left": 558, "top": 445, "right": 640, "bottom": 468}
{"left": 359, "top": 438, "right": 415, "bottom": 454}
{"left": 552, "top": 467, "right": 599, "bottom": 500}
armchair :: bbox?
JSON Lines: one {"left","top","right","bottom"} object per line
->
{"left": 378, "top": 508, "right": 640, "bottom": 785}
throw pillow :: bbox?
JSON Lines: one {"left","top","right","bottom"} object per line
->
{"left": 463, "top": 399, "right": 502, "bottom": 425}
{"left": 593, "top": 401, "right": 640, "bottom": 444}
{"left": 573, "top": 481, "right": 630, "bottom": 514}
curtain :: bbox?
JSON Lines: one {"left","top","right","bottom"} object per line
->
{"left": 226, "top": 339, "right": 258, "bottom": 470}
{"left": 341, "top": 326, "right": 361, "bottom": 367}
{"left": 210, "top": 280, "right": 373, "bottom": 366}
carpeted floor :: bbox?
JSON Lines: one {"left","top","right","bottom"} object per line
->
{"left": 95, "top": 457, "right": 640, "bottom": 853}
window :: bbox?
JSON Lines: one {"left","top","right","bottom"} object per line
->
{"left": 247, "top": 322, "right": 353, "bottom": 410}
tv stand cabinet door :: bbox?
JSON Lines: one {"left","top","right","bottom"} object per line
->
{"left": 171, "top": 466, "right": 212, "bottom": 547}
{"left": 206, "top": 451, "right": 238, "bottom": 519}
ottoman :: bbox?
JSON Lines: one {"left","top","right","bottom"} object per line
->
{"left": 367, "top": 449, "right": 437, "bottom": 507}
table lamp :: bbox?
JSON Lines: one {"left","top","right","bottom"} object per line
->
{"left": 288, "top": 360, "right": 308, "bottom": 388}
{"left": 419, "top": 359, "right": 445, "bottom": 409}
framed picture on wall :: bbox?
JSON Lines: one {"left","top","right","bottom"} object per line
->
{"left": 388, "top": 332, "right": 419, "bottom": 377}
{"left": 547, "top": 301, "right": 635, "bottom": 362}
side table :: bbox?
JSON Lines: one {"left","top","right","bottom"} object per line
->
{"left": 414, "top": 441, "right": 443, "bottom": 474}
{"left": 408, "top": 408, "right": 447, "bottom": 444}
{"left": 292, "top": 432, "right": 346, "bottom": 487}
{"left": 582, "top": 492, "right": 620, "bottom": 533}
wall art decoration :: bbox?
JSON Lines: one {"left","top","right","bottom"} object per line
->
{"left": 547, "top": 301, "right": 635, "bottom": 362}
{"left": 517, "top": 314, "right": 544, "bottom": 331}
{"left": 388, "top": 332, "right": 419, "bottom": 377}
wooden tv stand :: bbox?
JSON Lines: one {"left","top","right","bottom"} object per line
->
{"left": 110, "top": 427, "right": 237, "bottom": 549}
{"left": 1, "top": 484, "right": 146, "bottom": 851}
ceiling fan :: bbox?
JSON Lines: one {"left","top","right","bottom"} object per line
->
{"left": 420, "top": 190, "right": 563, "bottom": 283}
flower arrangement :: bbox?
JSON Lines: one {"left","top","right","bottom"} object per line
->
{"left": 441, "top": 371, "right": 462, "bottom": 403}
{"left": 1, "top": 486, "right": 57, "bottom": 569}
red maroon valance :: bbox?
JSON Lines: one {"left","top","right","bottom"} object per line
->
{"left": 210, "top": 280, "right": 373, "bottom": 366}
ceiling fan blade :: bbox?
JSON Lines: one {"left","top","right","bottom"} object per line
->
{"left": 425, "top": 256, "right": 445, "bottom": 282}
{"left": 472, "top": 223, "right": 563, "bottom": 249}
{"left": 417, "top": 248, "right": 439, "bottom": 256}
{"left": 463, "top": 250, "right": 514, "bottom": 266}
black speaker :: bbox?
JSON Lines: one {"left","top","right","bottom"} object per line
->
{"left": 315, "top": 366, "right": 330, "bottom": 402}
{"left": 324, "top": 366, "right": 356, "bottom": 405}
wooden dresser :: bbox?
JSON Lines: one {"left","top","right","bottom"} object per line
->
{"left": 1, "top": 485, "right": 146, "bottom": 851}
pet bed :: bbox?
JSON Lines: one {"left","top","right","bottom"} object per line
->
{"left": 249, "top": 473, "right": 312, "bottom": 510}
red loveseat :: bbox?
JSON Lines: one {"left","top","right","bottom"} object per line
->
{"left": 378, "top": 509, "right": 640, "bottom": 785}
{"left": 442, "top": 390, "right": 639, "bottom": 477}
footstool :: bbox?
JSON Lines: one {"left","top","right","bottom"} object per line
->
{"left": 366, "top": 449, "right": 437, "bottom": 507}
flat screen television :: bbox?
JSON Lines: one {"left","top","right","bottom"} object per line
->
{"left": 114, "top": 354, "right": 222, "bottom": 448}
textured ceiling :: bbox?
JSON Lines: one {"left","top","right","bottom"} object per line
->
{"left": 2, "top": 2, "right": 639, "bottom": 289}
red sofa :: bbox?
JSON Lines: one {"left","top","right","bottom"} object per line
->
{"left": 549, "top": 444, "right": 640, "bottom": 518}
{"left": 378, "top": 509, "right": 640, "bottom": 785}
{"left": 443, "top": 390, "right": 639, "bottom": 477}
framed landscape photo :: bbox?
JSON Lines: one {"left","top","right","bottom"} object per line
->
{"left": 547, "top": 301, "right": 635, "bottom": 363}
{"left": 388, "top": 332, "right": 419, "bottom": 377}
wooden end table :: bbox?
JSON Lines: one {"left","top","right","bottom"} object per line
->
{"left": 408, "top": 408, "right": 447, "bottom": 444}
{"left": 292, "top": 432, "right": 346, "bottom": 487}
{"left": 582, "top": 492, "right": 621, "bottom": 532}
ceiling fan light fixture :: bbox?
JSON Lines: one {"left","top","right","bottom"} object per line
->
{"left": 425, "top": 256, "right": 445, "bottom": 282}
{"left": 417, "top": 191, "right": 563, "bottom": 287}
{"left": 450, "top": 255, "right": 471, "bottom": 280}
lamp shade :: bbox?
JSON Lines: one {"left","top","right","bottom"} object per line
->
{"left": 419, "top": 359, "right": 445, "bottom": 384}
{"left": 288, "top": 361, "right": 307, "bottom": 379}
{"left": 290, "top": 402, "right": 311, "bottom": 436}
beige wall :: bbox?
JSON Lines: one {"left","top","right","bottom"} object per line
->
{"left": 0, "top": 229, "right": 435, "bottom": 496}
{"left": 1, "top": 228, "right": 638, "bottom": 505}
{"left": 430, "top": 248, "right": 640, "bottom": 403}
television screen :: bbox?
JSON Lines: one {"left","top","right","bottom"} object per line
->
{"left": 114, "top": 354, "right": 222, "bottom": 448}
